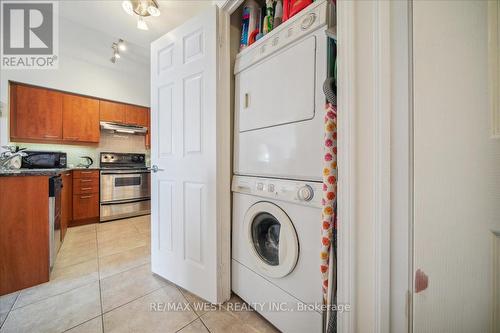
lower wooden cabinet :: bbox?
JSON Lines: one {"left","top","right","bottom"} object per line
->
{"left": 61, "top": 171, "right": 72, "bottom": 241}
{"left": 72, "top": 193, "right": 99, "bottom": 222}
{"left": 71, "top": 170, "right": 99, "bottom": 225}
{"left": 0, "top": 176, "right": 49, "bottom": 295}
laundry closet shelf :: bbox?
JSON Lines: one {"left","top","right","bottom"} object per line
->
{"left": 234, "top": 0, "right": 333, "bottom": 74}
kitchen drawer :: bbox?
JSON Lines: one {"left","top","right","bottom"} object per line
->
{"left": 73, "top": 178, "right": 99, "bottom": 194}
{"left": 72, "top": 193, "right": 99, "bottom": 221}
{"left": 73, "top": 170, "right": 99, "bottom": 179}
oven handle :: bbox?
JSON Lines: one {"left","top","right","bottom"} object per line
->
{"left": 100, "top": 170, "right": 151, "bottom": 175}
{"left": 100, "top": 197, "right": 151, "bottom": 205}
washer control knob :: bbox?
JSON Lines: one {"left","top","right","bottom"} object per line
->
{"left": 268, "top": 184, "right": 275, "bottom": 192}
{"left": 297, "top": 185, "right": 314, "bottom": 201}
{"left": 257, "top": 183, "right": 264, "bottom": 191}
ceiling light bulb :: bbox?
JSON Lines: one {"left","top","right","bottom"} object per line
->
{"left": 117, "top": 39, "right": 126, "bottom": 51}
{"left": 115, "top": 52, "right": 121, "bottom": 59}
{"left": 147, "top": 5, "right": 160, "bottom": 17}
{"left": 122, "top": 0, "right": 134, "bottom": 15}
{"left": 137, "top": 17, "right": 149, "bottom": 31}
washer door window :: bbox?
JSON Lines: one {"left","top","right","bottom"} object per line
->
{"left": 245, "top": 202, "right": 299, "bottom": 278}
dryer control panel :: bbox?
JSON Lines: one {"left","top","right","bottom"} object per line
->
{"left": 232, "top": 175, "right": 323, "bottom": 208}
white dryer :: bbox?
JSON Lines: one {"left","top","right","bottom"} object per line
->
{"left": 233, "top": 0, "right": 334, "bottom": 182}
{"left": 232, "top": 175, "right": 323, "bottom": 333}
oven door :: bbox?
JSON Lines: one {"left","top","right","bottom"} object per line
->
{"left": 100, "top": 170, "right": 150, "bottom": 203}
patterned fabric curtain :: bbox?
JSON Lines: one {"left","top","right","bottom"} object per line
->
{"left": 320, "top": 102, "right": 337, "bottom": 303}
{"left": 320, "top": 101, "right": 337, "bottom": 333}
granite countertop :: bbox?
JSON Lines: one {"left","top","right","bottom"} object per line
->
{"left": 0, "top": 167, "right": 100, "bottom": 177}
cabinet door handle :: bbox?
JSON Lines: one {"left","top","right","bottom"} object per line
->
{"left": 81, "top": 187, "right": 92, "bottom": 191}
{"left": 80, "top": 195, "right": 92, "bottom": 199}
{"left": 65, "top": 136, "right": 79, "bottom": 140}
{"left": 244, "top": 93, "right": 249, "bottom": 109}
{"left": 44, "top": 135, "right": 58, "bottom": 138}
{"left": 80, "top": 179, "right": 92, "bottom": 182}
{"left": 80, "top": 171, "right": 92, "bottom": 174}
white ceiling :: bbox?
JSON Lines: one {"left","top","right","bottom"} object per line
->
{"left": 59, "top": 1, "right": 213, "bottom": 48}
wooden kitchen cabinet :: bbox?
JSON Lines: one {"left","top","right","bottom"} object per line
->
{"left": 0, "top": 176, "right": 49, "bottom": 295}
{"left": 125, "top": 105, "right": 149, "bottom": 127}
{"left": 72, "top": 193, "right": 99, "bottom": 222}
{"left": 73, "top": 177, "right": 99, "bottom": 194}
{"left": 9, "top": 82, "right": 150, "bottom": 149}
{"left": 61, "top": 171, "right": 72, "bottom": 241}
{"left": 146, "top": 109, "right": 151, "bottom": 149}
{"left": 63, "top": 94, "right": 100, "bottom": 143}
{"left": 71, "top": 170, "right": 99, "bottom": 225}
{"left": 10, "top": 83, "right": 63, "bottom": 141}
{"left": 73, "top": 169, "right": 99, "bottom": 179}
{"left": 100, "top": 100, "right": 126, "bottom": 123}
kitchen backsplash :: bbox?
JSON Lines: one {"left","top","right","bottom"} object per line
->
{"left": 11, "top": 131, "right": 150, "bottom": 167}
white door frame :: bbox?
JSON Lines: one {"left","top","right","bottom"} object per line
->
{"left": 217, "top": 1, "right": 413, "bottom": 332}
{"left": 217, "top": 0, "right": 360, "bottom": 330}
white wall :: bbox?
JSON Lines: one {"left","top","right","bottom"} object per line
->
{"left": 413, "top": 1, "right": 500, "bottom": 332}
{"left": 0, "top": 17, "right": 150, "bottom": 148}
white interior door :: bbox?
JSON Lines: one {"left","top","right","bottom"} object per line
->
{"left": 150, "top": 5, "right": 229, "bottom": 304}
{"left": 413, "top": 1, "right": 500, "bottom": 332}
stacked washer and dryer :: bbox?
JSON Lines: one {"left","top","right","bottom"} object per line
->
{"left": 231, "top": 1, "right": 334, "bottom": 332}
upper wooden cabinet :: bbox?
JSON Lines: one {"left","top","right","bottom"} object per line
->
{"left": 10, "top": 84, "right": 63, "bottom": 141}
{"left": 100, "top": 100, "right": 126, "bottom": 123}
{"left": 9, "top": 82, "right": 150, "bottom": 148}
{"left": 62, "top": 94, "right": 100, "bottom": 143}
{"left": 125, "top": 105, "right": 149, "bottom": 127}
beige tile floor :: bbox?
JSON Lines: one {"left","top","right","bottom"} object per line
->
{"left": 0, "top": 215, "right": 278, "bottom": 333}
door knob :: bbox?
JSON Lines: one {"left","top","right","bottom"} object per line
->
{"left": 151, "top": 165, "right": 164, "bottom": 173}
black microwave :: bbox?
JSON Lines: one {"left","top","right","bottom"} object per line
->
{"left": 21, "top": 151, "right": 67, "bottom": 169}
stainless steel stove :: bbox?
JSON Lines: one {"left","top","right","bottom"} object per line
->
{"left": 99, "top": 152, "right": 150, "bottom": 222}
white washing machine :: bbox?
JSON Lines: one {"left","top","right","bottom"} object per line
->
{"left": 233, "top": 0, "right": 334, "bottom": 182}
{"left": 232, "top": 175, "right": 323, "bottom": 333}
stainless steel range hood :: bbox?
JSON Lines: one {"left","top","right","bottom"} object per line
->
{"left": 100, "top": 121, "right": 147, "bottom": 135}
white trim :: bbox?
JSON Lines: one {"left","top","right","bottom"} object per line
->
{"left": 220, "top": 0, "right": 244, "bottom": 14}
{"left": 372, "top": 1, "right": 392, "bottom": 333}
{"left": 407, "top": 2, "right": 415, "bottom": 331}
{"left": 215, "top": 5, "right": 232, "bottom": 304}
{"left": 336, "top": 0, "right": 355, "bottom": 332}
{"left": 488, "top": 0, "right": 500, "bottom": 139}
{"left": 493, "top": 231, "right": 500, "bottom": 332}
